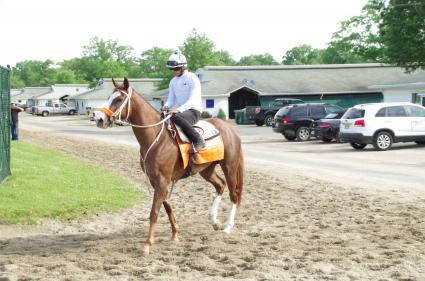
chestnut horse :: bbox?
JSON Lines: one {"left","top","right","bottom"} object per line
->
{"left": 96, "top": 78, "right": 244, "bottom": 254}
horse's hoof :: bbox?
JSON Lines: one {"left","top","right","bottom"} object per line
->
{"left": 172, "top": 235, "right": 179, "bottom": 242}
{"left": 223, "top": 226, "right": 232, "bottom": 234}
{"left": 141, "top": 244, "right": 150, "bottom": 255}
{"left": 212, "top": 223, "right": 221, "bottom": 231}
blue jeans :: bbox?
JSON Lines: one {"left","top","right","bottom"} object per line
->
{"left": 11, "top": 121, "right": 19, "bottom": 140}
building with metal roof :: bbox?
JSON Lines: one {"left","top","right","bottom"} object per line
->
{"left": 71, "top": 78, "right": 162, "bottom": 114}
{"left": 12, "top": 87, "right": 51, "bottom": 107}
{"left": 151, "top": 63, "right": 425, "bottom": 118}
{"left": 35, "top": 84, "right": 90, "bottom": 105}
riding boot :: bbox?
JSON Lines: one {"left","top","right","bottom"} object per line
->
{"left": 179, "top": 122, "right": 206, "bottom": 152}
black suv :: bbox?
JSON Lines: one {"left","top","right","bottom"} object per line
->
{"left": 272, "top": 103, "right": 343, "bottom": 141}
{"left": 245, "top": 98, "right": 305, "bottom": 126}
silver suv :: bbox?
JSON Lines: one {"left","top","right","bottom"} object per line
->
{"left": 339, "top": 102, "right": 425, "bottom": 150}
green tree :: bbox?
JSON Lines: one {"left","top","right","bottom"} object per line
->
{"left": 180, "top": 29, "right": 222, "bottom": 72}
{"left": 237, "top": 53, "right": 279, "bottom": 66}
{"left": 282, "top": 44, "right": 324, "bottom": 65}
{"left": 214, "top": 50, "right": 237, "bottom": 65}
{"left": 131, "top": 47, "right": 172, "bottom": 89}
{"left": 12, "top": 60, "right": 57, "bottom": 87}
{"left": 83, "top": 37, "right": 134, "bottom": 63}
{"left": 55, "top": 69, "right": 80, "bottom": 84}
{"left": 323, "top": 0, "right": 384, "bottom": 64}
{"left": 11, "top": 74, "right": 25, "bottom": 89}
{"left": 61, "top": 37, "right": 131, "bottom": 87}
{"left": 379, "top": 0, "right": 425, "bottom": 70}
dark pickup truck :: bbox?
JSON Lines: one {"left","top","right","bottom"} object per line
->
{"left": 246, "top": 98, "right": 305, "bottom": 126}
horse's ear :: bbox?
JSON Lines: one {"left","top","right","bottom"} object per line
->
{"left": 112, "top": 78, "right": 118, "bottom": 88}
{"left": 124, "top": 77, "right": 130, "bottom": 90}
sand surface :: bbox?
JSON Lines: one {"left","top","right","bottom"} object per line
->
{"left": 1, "top": 130, "right": 425, "bottom": 281}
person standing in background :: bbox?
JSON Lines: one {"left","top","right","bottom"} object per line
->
{"left": 10, "top": 103, "right": 24, "bottom": 141}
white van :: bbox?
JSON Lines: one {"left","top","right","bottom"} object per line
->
{"left": 339, "top": 102, "right": 425, "bottom": 150}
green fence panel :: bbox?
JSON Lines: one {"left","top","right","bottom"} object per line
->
{"left": 0, "top": 65, "right": 11, "bottom": 185}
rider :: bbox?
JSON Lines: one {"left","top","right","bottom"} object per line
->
{"left": 162, "top": 50, "right": 205, "bottom": 152}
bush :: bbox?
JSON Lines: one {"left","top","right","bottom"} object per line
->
{"left": 217, "top": 108, "right": 226, "bottom": 120}
{"left": 201, "top": 111, "right": 212, "bottom": 118}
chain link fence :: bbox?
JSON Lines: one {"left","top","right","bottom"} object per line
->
{"left": 0, "top": 65, "right": 11, "bottom": 185}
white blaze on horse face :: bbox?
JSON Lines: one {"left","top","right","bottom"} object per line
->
{"left": 224, "top": 204, "right": 237, "bottom": 234}
{"left": 107, "top": 91, "right": 121, "bottom": 109}
{"left": 97, "top": 91, "right": 121, "bottom": 121}
{"left": 210, "top": 195, "right": 222, "bottom": 225}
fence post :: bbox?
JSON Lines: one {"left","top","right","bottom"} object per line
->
{"left": 0, "top": 65, "right": 11, "bottom": 185}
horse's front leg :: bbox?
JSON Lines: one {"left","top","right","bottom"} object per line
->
{"left": 142, "top": 187, "right": 167, "bottom": 255}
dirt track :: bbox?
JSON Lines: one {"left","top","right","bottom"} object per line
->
{"left": 1, "top": 130, "right": 425, "bottom": 281}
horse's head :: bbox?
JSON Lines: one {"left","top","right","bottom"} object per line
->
{"left": 96, "top": 77, "right": 133, "bottom": 129}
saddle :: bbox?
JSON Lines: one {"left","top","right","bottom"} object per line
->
{"left": 173, "top": 120, "right": 224, "bottom": 169}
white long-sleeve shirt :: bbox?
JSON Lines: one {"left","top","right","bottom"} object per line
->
{"left": 165, "top": 71, "right": 203, "bottom": 112}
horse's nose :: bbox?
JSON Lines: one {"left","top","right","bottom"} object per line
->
{"left": 96, "top": 118, "right": 104, "bottom": 128}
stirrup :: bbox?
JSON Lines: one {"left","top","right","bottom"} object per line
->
{"left": 192, "top": 141, "right": 206, "bottom": 153}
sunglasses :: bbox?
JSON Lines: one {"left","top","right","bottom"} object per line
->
{"left": 170, "top": 67, "right": 182, "bottom": 72}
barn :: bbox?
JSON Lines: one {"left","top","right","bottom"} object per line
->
{"left": 151, "top": 63, "right": 425, "bottom": 119}
{"left": 11, "top": 87, "right": 51, "bottom": 108}
{"left": 34, "top": 84, "right": 90, "bottom": 108}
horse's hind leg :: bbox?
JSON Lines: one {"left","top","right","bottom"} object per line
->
{"left": 199, "top": 164, "right": 226, "bottom": 231}
{"left": 221, "top": 153, "right": 243, "bottom": 234}
{"left": 163, "top": 200, "right": 179, "bottom": 241}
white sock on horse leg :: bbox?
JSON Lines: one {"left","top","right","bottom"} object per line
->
{"left": 210, "top": 195, "right": 222, "bottom": 225}
{"left": 224, "top": 203, "right": 237, "bottom": 234}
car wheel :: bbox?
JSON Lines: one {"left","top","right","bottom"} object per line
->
{"left": 282, "top": 133, "right": 296, "bottom": 141}
{"left": 415, "top": 141, "right": 425, "bottom": 145}
{"left": 322, "top": 138, "right": 333, "bottom": 143}
{"left": 296, "top": 126, "right": 310, "bottom": 141}
{"left": 42, "top": 111, "right": 49, "bottom": 117}
{"left": 255, "top": 120, "right": 264, "bottom": 126}
{"left": 350, "top": 142, "right": 367, "bottom": 150}
{"left": 69, "top": 110, "right": 76, "bottom": 115}
{"left": 373, "top": 131, "right": 393, "bottom": 151}
{"left": 265, "top": 115, "right": 274, "bottom": 127}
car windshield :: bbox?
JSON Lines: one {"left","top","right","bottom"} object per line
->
{"left": 343, "top": 108, "right": 365, "bottom": 119}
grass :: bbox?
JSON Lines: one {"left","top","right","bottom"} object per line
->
{"left": 0, "top": 141, "right": 141, "bottom": 224}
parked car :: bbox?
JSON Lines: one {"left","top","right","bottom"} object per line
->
{"left": 33, "top": 102, "right": 77, "bottom": 117}
{"left": 339, "top": 102, "right": 425, "bottom": 151}
{"left": 246, "top": 98, "right": 304, "bottom": 127}
{"left": 313, "top": 109, "right": 347, "bottom": 142}
{"left": 272, "top": 103, "right": 343, "bottom": 141}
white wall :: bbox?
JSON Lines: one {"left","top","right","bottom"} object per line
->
{"left": 73, "top": 99, "right": 106, "bottom": 114}
{"left": 383, "top": 88, "right": 425, "bottom": 103}
{"left": 202, "top": 97, "right": 228, "bottom": 119}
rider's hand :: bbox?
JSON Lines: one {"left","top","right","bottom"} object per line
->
{"left": 168, "top": 107, "right": 179, "bottom": 114}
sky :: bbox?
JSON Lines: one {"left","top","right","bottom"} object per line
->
{"left": 0, "top": 0, "right": 369, "bottom": 67}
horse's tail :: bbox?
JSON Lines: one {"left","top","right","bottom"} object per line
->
{"left": 235, "top": 147, "right": 244, "bottom": 207}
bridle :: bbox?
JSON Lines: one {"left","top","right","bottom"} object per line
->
{"left": 100, "top": 87, "right": 173, "bottom": 185}
{"left": 100, "top": 87, "right": 172, "bottom": 128}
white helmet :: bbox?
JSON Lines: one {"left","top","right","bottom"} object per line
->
{"left": 166, "top": 50, "right": 187, "bottom": 69}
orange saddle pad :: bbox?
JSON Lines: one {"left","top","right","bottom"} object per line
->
{"left": 176, "top": 134, "right": 225, "bottom": 169}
